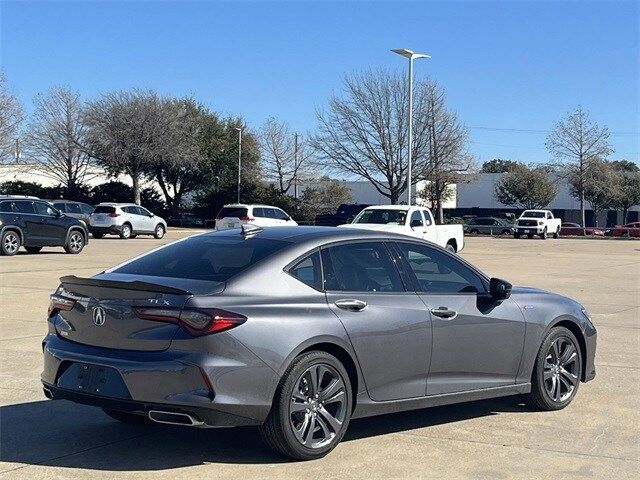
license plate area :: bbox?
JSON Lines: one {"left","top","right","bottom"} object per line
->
{"left": 57, "top": 362, "right": 131, "bottom": 399}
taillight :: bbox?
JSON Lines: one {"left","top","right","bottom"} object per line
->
{"left": 48, "top": 295, "right": 76, "bottom": 316}
{"left": 133, "top": 307, "right": 246, "bottom": 336}
{"left": 108, "top": 213, "right": 120, "bottom": 218}
{"left": 238, "top": 215, "right": 254, "bottom": 222}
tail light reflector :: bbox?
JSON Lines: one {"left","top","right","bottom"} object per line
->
{"left": 133, "top": 307, "right": 246, "bottom": 336}
{"left": 238, "top": 215, "right": 254, "bottom": 222}
{"left": 48, "top": 295, "right": 76, "bottom": 316}
{"left": 108, "top": 213, "right": 120, "bottom": 218}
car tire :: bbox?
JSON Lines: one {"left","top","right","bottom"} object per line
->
{"left": 527, "top": 233, "right": 534, "bottom": 239}
{"left": 25, "top": 246, "right": 43, "bottom": 254}
{"left": 154, "top": 224, "right": 165, "bottom": 239}
{"left": 1, "top": 230, "right": 21, "bottom": 256}
{"left": 259, "top": 351, "right": 352, "bottom": 461}
{"left": 540, "top": 228, "right": 547, "bottom": 240}
{"left": 553, "top": 227, "right": 560, "bottom": 239}
{"left": 526, "top": 326, "right": 582, "bottom": 411}
{"left": 445, "top": 243, "right": 456, "bottom": 254}
{"left": 514, "top": 233, "right": 520, "bottom": 239}
{"left": 92, "top": 233, "right": 104, "bottom": 239}
{"left": 119, "top": 224, "right": 132, "bottom": 239}
{"left": 101, "top": 408, "right": 151, "bottom": 425}
{"left": 64, "top": 231, "right": 85, "bottom": 254}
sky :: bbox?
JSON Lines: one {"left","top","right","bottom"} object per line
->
{"left": 1, "top": 0, "right": 638, "bottom": 165}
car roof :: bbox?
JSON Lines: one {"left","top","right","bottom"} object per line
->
{"left": 362, "top": 205, "right": 417, "bottom": 211}
{"left": 222, "top": 203, "right": 282, "bottom": 209}
{"left": 96, "top": 202, "right": 137, "bottom": 207}
{"left": 47, "top": 199, "right": 88, "bottom": 204}
{"left": 0, "top": 195, "right": 40, "bottom": 200}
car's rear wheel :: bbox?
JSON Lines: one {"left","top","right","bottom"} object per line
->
{"left": 119, "top": 224, "right": 132, "bottom": 239}
{"left": 526, "top": 326, "right": 582, "bottom": 411}
{"left": 101, "top": 408, "right": 151, "bottom": 425}
{"left": 154, "top": 224, "right": 165, "bottom": 239}
{"left": 260, "top": 351, "right": 352, "bottom": 460}
{"left": 1, "top": 230, "right": 21, "bottom": 256}
{"left": 25, "top": 246, "right": 43, "bottom": 254}
{"left": 64, "top": 231, "right": 85, "bottom": 254}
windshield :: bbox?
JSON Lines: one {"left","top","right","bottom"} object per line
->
{"left": 521, "top": 211, "right": 546, "bottom": 218}
{"left": 353, "top": 209, "right": 407, "bottom": 225}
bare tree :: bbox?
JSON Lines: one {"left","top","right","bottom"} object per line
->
{"left": 0, "top": 71, "right": 23, "bottom": 162}
{"left": 260, "top": 117, "right": 313, "bottom": 195}
{"left": 24, "top": 87, "right": 92, "bottom": 198}
{"left": 546, "top": 106, "right": 613, "bottom": 227}
{"left": 313, "top": 69, "right": 434, "bottom": 204}
{"left": 422, "top": 81, "right": 474, "bottom": 223}
{"left": 83, "top": 90, "right": 180, "bottom": 205}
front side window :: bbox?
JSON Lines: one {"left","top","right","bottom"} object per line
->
{"left": 137, "top": 207, "right": 151, "bottom": 216}
{"left": 409, "top": 210, "right": 424, "bottom": 228}
{"left": 353, "top": 209, "right": 407, "bottom": 225}
{"left": 273, "top": 209, "right": 289, "bottom": 220}
{"left": 288, "top": 251, "right": 322, "bottom": 290}
{"left": 321, "top": 242, "right": 404, "bottom": 293}
{"left": 34, "top": 202, "right": 58, "bottom": 216}
{"left": 53, "top": 203, "right": 67, "bottom": 212}
{"left": 396, "top": 242, "right": 486, "bottom": 294}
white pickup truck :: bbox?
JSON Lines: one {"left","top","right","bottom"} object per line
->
{"left": 338, "top": 205, "right": 464, "bottom": 253}
{"left": 514, "top": 209, "right": 562, "bottom": 239}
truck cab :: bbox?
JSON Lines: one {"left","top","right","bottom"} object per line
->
{"left": 515, "top": 210, "right": 562, "bottom": 239}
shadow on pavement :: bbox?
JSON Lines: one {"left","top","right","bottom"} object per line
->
{"left": 0, "top": 395, "right": 529, "bottom": 470}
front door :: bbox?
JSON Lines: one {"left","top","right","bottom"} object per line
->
{"left": 393, "top": 241, "right": 526, "bottom": 396}
{"left": 322, "top": 241, "right": 431, "bottom": 401}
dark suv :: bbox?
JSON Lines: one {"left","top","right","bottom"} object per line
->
{"left": 0, "top": 196, "right": 89, "bottom": 256}
{"left": 49, "top": 200, "right": 94, "bottom": 226}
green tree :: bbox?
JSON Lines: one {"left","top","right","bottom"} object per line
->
{"left": 609, "top": 162, "right": 640, "bottom": 223}
{"left": 494, "top": 164, "right": 557, "bottom": 210}
{"left": 480, "top": 159, "right": 521, "bottom": 173}
{"left": 301, "top": 180, "right": 353, "bottom": 216}
{"left": 568, "top": 158, "right": 616, "bottom": 226}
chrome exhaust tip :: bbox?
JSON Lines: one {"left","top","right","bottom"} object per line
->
{"left": 148, "top": 410, "right": 204, "bottom": 427}
{"left": 43, "top": 386, "right": 54, "bottom": 399}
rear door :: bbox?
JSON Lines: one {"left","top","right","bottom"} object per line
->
{"left": 322, "top": 241, "right": 431, "bottom": 401}
{"left": 13, "top": 200, "right": 45, "bottom": 244}
{"left": 393, "top": 240, "right": 525, "bottom": 396}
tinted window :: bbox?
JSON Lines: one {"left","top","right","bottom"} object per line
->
{"left": 80, "top": 203, "right": 94, "bottom": 214}
{"left": 253, "top": 207, "right": 265, "bottom": 218}
{"left": 218, "top": 207, "right": 248, "bottom": 218}
{"left": 137, "top": 207, "right": 151, "bottom": 216}
{"left": 409, "top": 210, "right": 423, "bottom": 227}
{"left": 122, "top": 206, "right": 136, "bottom": 214}
{"left": 34, "top": 202, "right": 58, "bottom": 216}
{"left": 0, "top": 201, "right": 13, "bottom": 213}
{"left": 94, "top": 206, "right": 116, "bottom": 214}
{"left": 273, "top": 209, "right": 289, "bottom": 220}
{"left": 53, "top": 203, "right": 67, "bottom": 212}
{"left": 396, "top": 242, "right": 486, "bottom": 294}
{"left": 353, "top": 209, "right": 407, "bottom": 225}
{"left": 66, "top": 203, "right": 82, "bottom": 214}
{"left": 13, "top": 201, "right": 35, "bottom": 214}
{"left": 288, "top": 251, "right": 322, "bottom": 290}
{"left": 113, "top": 236, "right": 290, "bottom": 281}
{"left": 321, "top": 242, "right": 404, "bottom": 293}
{"left": 263, "top": 208, "right": 277, "bottom": 218}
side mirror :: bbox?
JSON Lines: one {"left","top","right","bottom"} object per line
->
{"left": 489, "top": 278, "right": 512, "bottom": 301}
{"left": 150, "top": 213, "right": 155, "bottom": 217}
{"left": 410, "top": 219, "right": 423, "bottom": 228}
{"left": 284, "top": 216, "right": 291, "bottom": 221}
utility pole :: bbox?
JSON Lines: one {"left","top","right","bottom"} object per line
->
{"left": 294, "top": 133, "right": 299, "bottom": 200}
{"left": 236, "top": 127, "right": 242, "bottom": 203}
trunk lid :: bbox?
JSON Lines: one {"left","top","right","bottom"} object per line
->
{"left": 54, "top": 274, "right": 223, "bottom": 351}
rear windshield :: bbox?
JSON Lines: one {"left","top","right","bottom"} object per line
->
{"left": 94, "top": 206, "right": 116, "bottom": 214}
{"left": 218, "top": 207, "right": 248, "bottom": 218}
{"left": 113, "top": 235, "right": 290, "bottom": 281}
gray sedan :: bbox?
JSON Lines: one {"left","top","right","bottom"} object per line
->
{"left": 42, "top": 226, "right": 596, "bottom": 460}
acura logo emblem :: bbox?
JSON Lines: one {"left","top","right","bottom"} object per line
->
{"left": 92, "top": 306, "right": 106, "bottom": 326}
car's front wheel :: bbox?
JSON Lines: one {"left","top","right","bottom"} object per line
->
{"left": 260, "top": 351, "right": 352, "bottom": 460}
{"left": 154, "top": 224, "right": 165, "bottom": 239}
{"left": 540, "top": 227, "right": 548, "bottom": 240}
{"left": 526, "top": 326, "right": 582, "bottom": 411}
{"left": 64, "top": 231, "right": 85, "bottom": 254}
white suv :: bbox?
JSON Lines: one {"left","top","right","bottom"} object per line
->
{"left": 89, "top": 203, "right": 167, "bottom": 239}
{"left": 214, "top": 204, "right": 298, "bottom": 230}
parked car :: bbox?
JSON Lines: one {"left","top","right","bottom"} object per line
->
{"left": 88, "top": 203, "right": 167, "bottom": 239}
{"left": 314, "top": 203, "right": 371, "bottom": 227}
{"left": 560, "top": 222, "right": 605, "bottom": 237}
{"left": 514, "top": 210, "right": 562, "bottom": 239}
{"left": 0, "top": 196, "right": 88, "bottom": 255}
{"left": 610, "top": 222, "right": 640, "bottom": 238}
{"left": 42, "top": 227, "right": 596, "bottom": 460}
{"left": 464, "top": 217, "right": 514, "bottom": 235}
{"left": 214, "top": 204, "right": 298, "bottom": 230}
{"left": 48, "top": 200, "right": 94, "bottom": 227}
{"left": 167, "top": 212, "right": 205, "bottom": 228}
{"left": 339, "top": 205, "right": 464, "bottom": 253}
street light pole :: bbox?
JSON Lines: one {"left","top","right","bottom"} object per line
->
{"left": 236, "top": 127, "right": 242, "bottom": 203}
{"left": 391, "top": 48, "right": 430, "bottom": 205}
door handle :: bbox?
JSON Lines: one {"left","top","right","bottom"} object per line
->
{"left": 335, "top": 299, "right": 367, "bottom": 311}
{"left": 430, "top": 307, "right": 458, "bottom": 320}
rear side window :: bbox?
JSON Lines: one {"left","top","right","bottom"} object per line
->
{"left": 94, "top": 206, "right": 116, "bottom": 214}
{"left": 263, "top": 208, "right": 277, "bottom": 218}
{"left": 253, "top": 208, "right": 265, "bottom": 218}
{"left": 0, "top": 202, "right": 13, "bottom": 213}
{"left": 66, "top": 203, "right": 82, "bottom": 214}
{"left": 321, "top": 242, "right": 404, "bottom": 293}
{"left": 13, "top": 201, "right": 35, "bottom": 214}
{"left": 113, "top": 235, "right": 290, "bottom": 281}
{"left": 80, "top": 203, "right": 94, "bottom": 214}
{"left": 218, "top": 207, "right": 248, "bottom": 219}
{"left": 288, "top": 251, "right": 322, "bottom": 290}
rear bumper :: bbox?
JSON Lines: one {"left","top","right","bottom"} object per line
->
{"left": 41, "top": 332, "right": 278, "bottom": 426}
{"left": 89, "top": 225, "right": 122, "bottom": 235}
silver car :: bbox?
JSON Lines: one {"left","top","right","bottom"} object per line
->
{"left": 88, "top": 203, "right": 167, "bottom": 239}
{"left": 42, "top": 226, "right": 596, "bottom": 460}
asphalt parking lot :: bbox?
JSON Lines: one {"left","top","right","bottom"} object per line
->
{"left": 0, "top": 231, "right": 638, "bottom": 479}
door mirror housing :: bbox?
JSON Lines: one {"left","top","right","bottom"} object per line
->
{"left": 283, "top": 216, "right": 291, "bottom": 221}
{"left": 489, "top": 278, "right": 512, "bottom": 301}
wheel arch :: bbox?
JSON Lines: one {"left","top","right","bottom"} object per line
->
{"left": 66, "top": 226, "right": 87, "bottom": 243}
{"left": 1, "top": 225, "right": 24, "bottom": 243}
{"left": 446, "top": 238, "right": 458, "bottom": 252}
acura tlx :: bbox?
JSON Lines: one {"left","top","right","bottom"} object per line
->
{"left": 42, "top": 226, "right": 596, "bottom": 460}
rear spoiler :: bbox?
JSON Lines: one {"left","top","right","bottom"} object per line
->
{"left": 60, "top": 276, "right": 192, "bottom": 295}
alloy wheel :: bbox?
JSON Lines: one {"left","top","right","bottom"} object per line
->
{"left": 3, "top": 233, "right": 19, "bottom": 254}
{"left": 289, "top": 363, "right": 347, "bottom": 449}
{"left": 544, "top": 337, "right": 579, "bottom": 403}
{"left": 69, "top": 233, "right": 83, "bottom": 252}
